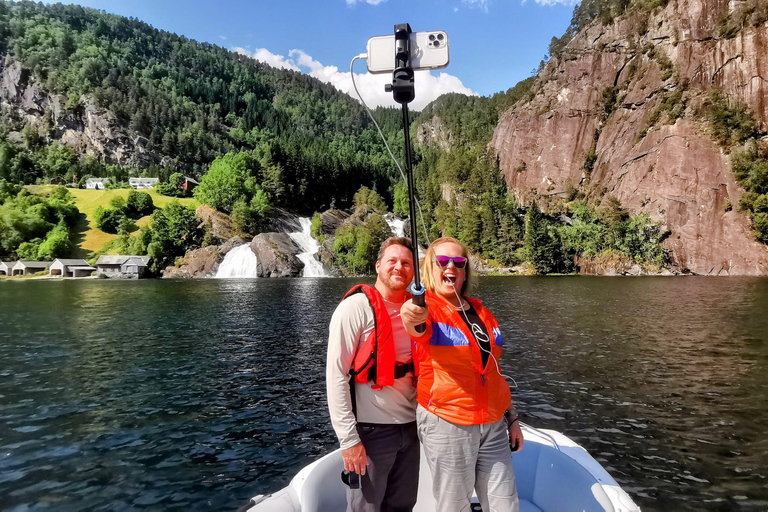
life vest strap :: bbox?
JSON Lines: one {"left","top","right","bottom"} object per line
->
{"left": 366, "top": 360, "right": 414, "bottom": 382}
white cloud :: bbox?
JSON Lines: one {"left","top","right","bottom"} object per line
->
{"left": 533, "top": 0, "right": 578, "bottom": 5}
{"left": 237, "top": 47, "right": 301, "bottom": 72}
{"left": 346, "top": 0, "right": 387, "bottom": 5}
{"left": 463, "top": 0, "right": 490, "bottom": 11}
{"left": 235, "top": 47, "right": 476, "bottom": 110}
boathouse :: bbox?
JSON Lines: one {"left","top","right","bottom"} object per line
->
{"left": 49, "top": 259, "right": 96, "bottom": 278}
{"left": 0, "top": 261, "right": 16, "bottom": 276}
{"left": 95, "top": 255, "right": 150, "bottom": 278}
{"left": 12, "top": 261, "right": 52, "bottom": 276}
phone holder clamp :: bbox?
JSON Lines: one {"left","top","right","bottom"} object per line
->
{"left": 385, "top": 23, "right": 415, "bottom": 105}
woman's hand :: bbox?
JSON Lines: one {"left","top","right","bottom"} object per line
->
{"left": 400, "top": 299, "right": 429, "bottom": 337}
{"left": 509, "top": 420, "right": 524, "bottom": 453}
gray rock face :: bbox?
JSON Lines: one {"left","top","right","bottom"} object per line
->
{"left": 163, "top": 246, "right": 221, "bottom": 278}
{"left": 416, "top": 116, "right": 452, "bottom": 151}
{"left": 250, "top": 233, "right": 304, "bottom": 277}
{"left": 318, "top": 209, "right": 350, "bottom": 235}
{"left": 0, "top": 59, "right": 161, "bottom": 168}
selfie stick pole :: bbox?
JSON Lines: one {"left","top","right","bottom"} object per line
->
{"left": 385, "top": 23, "right": 426, "bottom": 322}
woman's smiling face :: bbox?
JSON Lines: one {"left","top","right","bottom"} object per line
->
{"left": 431, "top": 242, "right": 466, "bottom": 300}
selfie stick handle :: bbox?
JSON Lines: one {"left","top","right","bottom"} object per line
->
{"left": 385, "top": 23, "right": 425, "bottom": 329}
{"left": 403, "top": 104, "right": 425, "bottom": 313}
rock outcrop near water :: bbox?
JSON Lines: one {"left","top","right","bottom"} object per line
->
{"left": 196, "top": 205, "right": 252, "bottom": 245}
{"left": 163, "top": 236, "right": 248, "bottom": 278}
{"left": 250, "top": 233, "right": 304, "bottom": 277}
{"left": 489, "top": 0, "right": 768, "bottom": 275}
{"left": 164, "top": 208, "right": 346, "bottom": 278}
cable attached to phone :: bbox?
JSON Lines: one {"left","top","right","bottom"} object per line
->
{"left": 351, "top": 52, "right": 516, "bottom": 389}
{"left": 349, "top": 54, "right": 431, "bottom": 247}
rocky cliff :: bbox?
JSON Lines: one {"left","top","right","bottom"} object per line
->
{"left": 490, "top": 0, "right": 768, "bottom": 275}
{"left": 0, "top": 58, "right": 159, "bottom": 168}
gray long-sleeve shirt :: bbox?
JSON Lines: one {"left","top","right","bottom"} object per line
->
{"left": 326, "top": 293, "right": 417, "bottom": 449}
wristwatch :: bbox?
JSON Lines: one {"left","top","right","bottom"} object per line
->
{"left": 504, "top": 407, "right": 518, "bottom": 425}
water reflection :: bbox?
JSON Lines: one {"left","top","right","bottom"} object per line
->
{"left": 480, "top": 277, "right": 768, "bottom": 510}
{"left": 1, "top": 277, "right": 767, "bottom": 511}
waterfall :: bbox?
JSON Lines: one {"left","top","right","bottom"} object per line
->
{"left": 385, "top": 213, "right": 406, "bottom": 238}
{"left": 288, "top": 217, "right": 330, "bottom": 277}
{"left": 215, "top": 244, "right": 259, "bottom": 278}
{"left": 385, "top": 213, "right": 424, "bottom": 259}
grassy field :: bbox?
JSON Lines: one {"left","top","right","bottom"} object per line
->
{"left": 27, "top": 186, "right": 198, "bottom": 258}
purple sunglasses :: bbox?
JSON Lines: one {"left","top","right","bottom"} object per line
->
{"left": 432, "top": 255, "right": 467, "bottom": 269}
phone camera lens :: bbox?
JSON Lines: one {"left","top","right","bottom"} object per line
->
{"left": 437, "top": 33, "right": 444, "bottom": 40}
{"left": 429, "top": 34, "right": 435, "bottom": 41}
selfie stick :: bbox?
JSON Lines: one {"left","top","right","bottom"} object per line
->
{"left": 384, "top": 23, "right": 426, "bottom": 328}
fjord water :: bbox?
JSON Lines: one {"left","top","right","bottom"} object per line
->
{"left": 1, "top": 277, "right": 767, "bottom": 511}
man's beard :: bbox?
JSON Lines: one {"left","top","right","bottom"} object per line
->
{"left": 379, "top": 271, "right": 410, "bottom": 292}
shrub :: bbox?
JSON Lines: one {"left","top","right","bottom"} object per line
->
{"left": 310, "top": 212, "right": 325, "bottom": 243}
{"left": 753, "top": 212, "right": 768, "bottom": 243}
{"left": 353, "top": 186, "right": 387, "bottom": 217}
{"left": 126, "top": 190, "right": 155, "bottom": 217}
{"left": 708, "top": 90, "right": 762, "bottom": 148}
{"left": 95, "top": 207, "right": 126, "bottom": 234}
{"left": 37, "top": 224, "right": 72, "bottom": 260}
{"left": 333, "top": 213, "right": 392, "bottom": 274}
{"left": 731, "top": 140, "right": 768, "bottom": 195}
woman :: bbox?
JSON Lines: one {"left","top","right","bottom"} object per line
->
{"left": 401, "top": 237, "right": 523, "bottom": 512}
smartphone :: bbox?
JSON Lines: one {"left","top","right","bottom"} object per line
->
{"left": 366, "top": 31, "right": 449, "bottom": 74}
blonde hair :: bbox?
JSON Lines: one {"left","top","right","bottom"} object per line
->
{"left": 420, "top": 237, "right": 474, "bottom": 297}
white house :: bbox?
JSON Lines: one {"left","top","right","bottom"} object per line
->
{"left": 12, "top": 261, "right": 52, "bottom": 276}
{"left": 49, "top": 259, "right": 96, "bottom": 278}
{"left": 0, "top": 261, "right": 16, "bottom": 276}
{"left": 86, "top": 178, "right": 109, "bottom": 190}
{"left": 129, "top": 177, "right": 159, "bottom": 189}
{"left": 95, "top": 255, "right": 150, "bottom": 278}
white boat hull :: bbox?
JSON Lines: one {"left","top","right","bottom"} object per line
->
{"left": 244, "top": 423, "right": 640, "bottom": 512}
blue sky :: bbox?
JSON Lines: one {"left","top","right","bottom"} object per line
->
{"left": 53, "top": 0, "right": 577, "bottom": 110}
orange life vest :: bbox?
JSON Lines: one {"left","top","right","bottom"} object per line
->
{"left": 342, "top": 284, "right": 411, "bottom": 390}
{"left": 411, "top": 291, "right": 511, "bottom": 425}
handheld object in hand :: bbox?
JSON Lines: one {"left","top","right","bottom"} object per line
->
{"left": 341, "top": 470, "right": 361, "bottom": 489}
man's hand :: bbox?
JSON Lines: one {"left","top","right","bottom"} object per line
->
{"left": 342, "top": 441, "right": 369, "bottom": 475}
{"left": 400, "top": 299, "right": 429, "bottom": 336}
{"left": 509, "top": 420, "right": 524, "bottom": 453}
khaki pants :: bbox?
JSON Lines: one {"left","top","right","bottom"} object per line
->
{"left": 416, "top": 405, "right": 519, "bottom": 512}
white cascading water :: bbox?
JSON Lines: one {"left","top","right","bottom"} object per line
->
{"left": 385, "top": 213, "right": 424, "bottom": 259}
{"left": 214, "top": 244, "right": 259, "bottom": 278}
{"left": 385, "top": 213, "right": 406, "bottom": 237}
{"left": 288, "top": 217, "right": 329, "bottom": 277}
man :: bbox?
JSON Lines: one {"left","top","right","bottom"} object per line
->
{"left": 327, "top": 237, "right": 419, "bottom": 512}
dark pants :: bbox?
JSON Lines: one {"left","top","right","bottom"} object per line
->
{"left": 346, "top": 421, "right": 420, "bottom": 512}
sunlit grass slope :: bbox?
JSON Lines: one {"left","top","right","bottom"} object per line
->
{"left": 27, "top": 186, "right": 198, "bottom": 257}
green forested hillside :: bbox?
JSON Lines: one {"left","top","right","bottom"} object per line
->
{"left": 0, "top": 0, "right": 401, "bottom": 211}
{"left": 0, "top": 1, "right": 669, "bottom": 274}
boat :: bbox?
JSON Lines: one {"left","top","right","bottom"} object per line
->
{"left": 240, "top": 422, "right": 641, "bottom": 512}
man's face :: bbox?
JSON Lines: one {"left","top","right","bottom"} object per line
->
{"left": 375, "top": 244, "right": 414, "bottom": 292}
